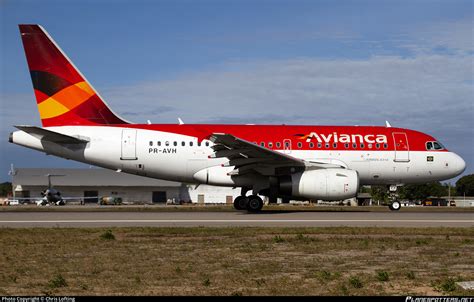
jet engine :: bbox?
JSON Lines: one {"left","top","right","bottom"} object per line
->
{"left": 279, "top": 168, "right": 359, "bottom": 200}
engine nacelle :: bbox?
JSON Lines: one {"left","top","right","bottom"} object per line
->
{"left": 279, "top": 169, "right": 359, "bottom": 200}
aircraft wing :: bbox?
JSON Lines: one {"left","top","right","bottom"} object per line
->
{"left": 15, "top": 125, "right": 89, "bottom": 144}
{"left": 209, "top": 133, "right": 343, "bottom": 176}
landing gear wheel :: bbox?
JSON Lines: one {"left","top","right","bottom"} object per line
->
{"left": 389, "top": 201, "right": 401, "bottom": 211}
{"left": 233, "top": 196, "right": 249, "bottom": 210}
{"left": 246, "top": 195, "right": 264, "bottom": 212}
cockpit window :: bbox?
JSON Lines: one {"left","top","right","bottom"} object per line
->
{"left": 426, "top": 141, "right": 444, "bottom": 150}
{"left": 433, "top": 141, "right": 444, "bottom": 150}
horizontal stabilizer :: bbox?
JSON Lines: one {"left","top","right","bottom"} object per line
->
{"left": 15, "top": 125, "right": 89, "bottom": 144}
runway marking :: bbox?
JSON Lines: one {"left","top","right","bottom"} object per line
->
{"left": 1, "top": 219, "right": 472, "bottom": 223}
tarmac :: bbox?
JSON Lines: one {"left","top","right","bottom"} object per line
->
{"left": 0, "top": 210, "right": 472, "bottom": 227}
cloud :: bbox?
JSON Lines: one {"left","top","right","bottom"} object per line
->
{"left": 102, "top": 55, "right": 473, "bottom": 130}
{"left": 400, "top": 18, "right": 474, "bottom": 55}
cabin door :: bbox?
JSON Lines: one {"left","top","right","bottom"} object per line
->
{"left": 121, "top": 129, "right": 138, "bottom": 160}
{"left": 392, "top": 132, "right": 410, "bottom": 162}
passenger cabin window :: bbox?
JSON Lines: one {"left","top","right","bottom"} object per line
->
{"left": 149, "top": 141, "right": 153, "bottom": 146}
{"left": 165, "top": 141, "right": 170, "bottom": 146}
{"left": 318, "top": 143, "right": 322, "bottom": 148}
{"left": 309, "top": 142, "right": 314, "bottom": 148}
{"left": 205, "top": 142, "right": 210, "bottom": 147}
{"left": 173, "top": 141, "right": 177, "bottom": 146}
{"left": 325, "top": 143, "right": 329, "bottom": 148}
{"left": 383, "top": 143, "right": 388, "bottom": 149}
{"left": 158, "top": 141, "right": 161, "bottom": 147}
{"left": 345, "top": 143, "right": 349, "bottom": 149}
{"left": 260, "top": 142, "right": 265, "bottom": 147}
{"left": 333, "top": 143, "right": 337, "bottom": 148}
{"left": 268, "top": 142, "right": 273, "bottom": 148}
{"left": 284, "top": 142, "right": 290, "bottom": 148}
{"left": 297, "top": 142, "right": 302, "bottom": 148}
{"left": 375, "top": 143, "right": 380, "bottom": 149}
{"left": 181, "top": 141, "right": 185, "bottom": 146}
{"left": 189, "top": 142, "right": 193, "bottom": 146}
{"left": 276, "top": 142, "right": 281, "bottom": 148}
{"left": 360, "top": 143, "right": 365, "bottom": 149}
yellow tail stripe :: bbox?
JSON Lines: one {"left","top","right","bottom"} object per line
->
{"left": 37, "top": 81, "right": 95, "bottom": 119}
{"left": 38, "top": 98, "right": 69, "bottom": 119}
{"left": 75, "top": 81, "right": 95, "bottom": 95}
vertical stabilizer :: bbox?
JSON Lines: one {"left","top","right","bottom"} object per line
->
{"left": 19, "top": 24, "right": 129, "bottom": 126}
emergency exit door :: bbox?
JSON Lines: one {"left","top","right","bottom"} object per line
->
{"left": 121, "top": 129, "right": 137, "bottom": 160}
{"left": 392, "top": 132, "right": 409, "bottom": 162}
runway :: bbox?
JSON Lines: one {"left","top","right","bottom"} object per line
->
{"left": 0, "top": 211, "right": 472, "bottom": 227}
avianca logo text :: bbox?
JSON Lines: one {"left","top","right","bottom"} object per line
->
{"left": 299, "top": 132, "right": 388, "bottom": 144}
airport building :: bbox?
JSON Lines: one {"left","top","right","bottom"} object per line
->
{"left": 11, "top": 168, "right": 240, "bottom": 204}
{"left": 10, "top": 168, "right": 473, "bottom": 207}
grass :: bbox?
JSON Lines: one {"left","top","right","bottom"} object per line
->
{"left": 348, "top": 276, "right": 363, "bottom": 289}
{"left": 406, "top": 271, "right": 416, "bottom": 280}
{"left": 0, "top": 227, "right": 472, "bottom": 296}
{"left": 100, "top": 230, "right": 115, "bottom": 240}
{"left": 436, "top": 278, "right": 458, "bottom": 293}
{"left": 376, "top": 271, "right": 389, "bottom": 282}
{"left": 48, "top": 274, "right": 68, "bottom": 289}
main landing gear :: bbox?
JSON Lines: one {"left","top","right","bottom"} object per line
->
{"left": 233, "top": 195, "right": 264, "bottom": 212}
{"left": 233, "top": 196, "right": 248, "bottom": 210}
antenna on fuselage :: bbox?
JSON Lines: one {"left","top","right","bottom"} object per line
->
{"left": 385, "top": 121, "right": 392, "bottom": 128}
{"left": 178, "top": 118, "right": 184, "bottom": 125}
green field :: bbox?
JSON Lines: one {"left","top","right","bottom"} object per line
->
{"left": 0, "top": 227, "right": 473, "bottom": 296}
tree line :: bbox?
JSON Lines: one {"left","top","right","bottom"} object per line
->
{"left": 366, "top": 174, "right": 474, "bottom": 202}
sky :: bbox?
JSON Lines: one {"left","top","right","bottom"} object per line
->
{"left": 1, "top": 0, "right": 473, "bottom": 183}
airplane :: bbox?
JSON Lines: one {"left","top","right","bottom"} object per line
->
{"left": 9, "top": 174, "right": 98, "bottom": 206}
{"left": 37, "top": 174, "right": 66, "bottom": 206}
{"left": 9, "top": 24, "right": 466, "bottom": 212}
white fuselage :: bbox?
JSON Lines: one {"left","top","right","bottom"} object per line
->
{"left": 11, "top": 126, "right": 465, "bottom": 188}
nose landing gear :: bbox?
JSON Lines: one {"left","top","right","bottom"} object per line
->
{"left": 388, "top": 185, "right": 401, "bottom": 211}
{"left": 389, "top": 200, "right": 401, "bottom": 211}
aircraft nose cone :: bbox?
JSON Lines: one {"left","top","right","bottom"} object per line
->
{"left": 452, "top": 153, "right": 466, "bottom": 176}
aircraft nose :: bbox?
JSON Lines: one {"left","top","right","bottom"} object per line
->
{"left": 451, "top": 153, "right": 466, "bottom": 176}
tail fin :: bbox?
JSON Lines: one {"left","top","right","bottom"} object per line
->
{"left": 19, "top": 24, "right": 129, "bottom": 127}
